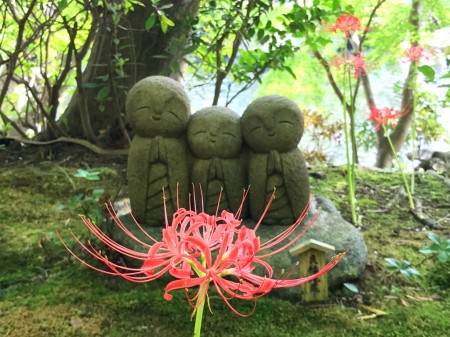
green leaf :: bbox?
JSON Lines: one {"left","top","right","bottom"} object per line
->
{"left": 257, "top": 29, "right": 265, "bottom": 40}
{"left": 74, "top": 169, "right": 89, "bottom": 178}
{"left": 428, "top": 232, "right": 442, "bottom": 245}
{"left": 56, "top": 0, "right": 68, "bottom": 11}
{"left": 96, "top": 86, "right": 110, "bottom": 101}
{"left": 283, "top": 66, "right": 297, "bottom": 79}
{"left": 313, "top": 0, "right": 320, "bottom": 6}
{"left": 159, "top": 4, "right": 174, "bottom": 10}
{"left": 145, "top": 14, "right": 156, "bottom": 31}
{"left": 343, "top": 283, "right": 358, "bottom": 293}
{"left": 91, "top": 189, "right": 105, "bottom": 200}
{"left": 70, "top": 194, "right": 83, "bottom": 205}
{"left": 113, "top": 14, "right": 121, "bottom": 26}
{"left": 160, "top": 15, "right": 175, "bottom": 33}
{"left": 385, "top": 257, "right": 400, "bottom": 268}
{"left": 385, "top": 265, "right": 400, "bottom": 272}
{"left": 407, "top": 268, "right": 420, "bottom": 276}
{"left": 75, "top": 169, "right": 101, "bottom": 181}
{"left": 418, "top": 65, "right": 435, "bottom": 82}
{"left": 419, "top": 246, "right": 437, "bottom": 254}
{"left": 440, "top": 71, "right": 450, "bottom": 79}
{"left": 437, "top": 251, "right": 449, "bottom": 264}
{"left": 181, "top": 44, "right": 198, "bottom": 56}
{"left": 332, "top": 0, "right": 341, "bottom": 11}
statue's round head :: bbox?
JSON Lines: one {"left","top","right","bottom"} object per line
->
{"left": 241, "top": 95, "right": 304, "bottom": 153}
{"left": 187, "top": 106, "right": 242, "bottom": 159}
{"left": 126, "top": 76, "right": 190, "bottom": 137}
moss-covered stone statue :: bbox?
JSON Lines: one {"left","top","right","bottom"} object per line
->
{"left": 126, "top": 76, "right": 190, "bottom": 226}
{"left": 241, "top": 95, "right": 310, "bottom": 225}
{"left": 187, "top": 106, "right": 247, "bottom": 215}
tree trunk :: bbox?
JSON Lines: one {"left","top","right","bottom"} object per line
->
{"left": 58, "top": 0, "right": 199, "bottom": 143}
{"left": 375, "top": 0, "right": 421, "bottom": 168}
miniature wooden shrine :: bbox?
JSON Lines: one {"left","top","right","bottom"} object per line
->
{"left": 289, "top": 239, "right": 336, "bottom": 302}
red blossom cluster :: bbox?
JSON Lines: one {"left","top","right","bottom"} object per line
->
{"left": 404, "top": 45, "right": 427, "bottom": 63}
{"left": 328, "top": 14, "right": 361, "bottom": 37}
{"left": 369, "top": 106, "right": 406, "bottom": 131}
{"left": 58, "top": 190, "right": 346, "bottom": 316}
{"left": 332, "top": 52, "right": 366, "bottom": 79}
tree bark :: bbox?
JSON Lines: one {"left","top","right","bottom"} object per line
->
{"left": 375, "top": 0, "right": 421, "bottom": 168}
{"left": 58, "top": 0, "right": 199, "bottom": 143}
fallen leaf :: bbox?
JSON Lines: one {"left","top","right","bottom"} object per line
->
{"left": 358, "top": 304, "right": 388, "bottom": 316}
{"left": 406, "top": 295, "right": 433, "bottom": 302}
{"left": 70, "top": 317, "right": 83, "bottom": 329}
{"left": 357, "top": 314, "right": 378, "bottom": 320}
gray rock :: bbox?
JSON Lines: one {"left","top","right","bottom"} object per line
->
{"left": 253, "top": 195, "right": 367, "bottom": 298}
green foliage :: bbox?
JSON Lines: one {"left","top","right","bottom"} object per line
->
{"left": 420, "top": 232, "right": 450, "bottom": 264}
{"left": 74, "top": 167, "right": 117, "bottom": 181}
{"left": 57, "top": 188, "right": 106, "bottom": 224}
{"left": 256, "top": 49, "right": 340, "bottom": 112}
{"left": 418, "top": 65, "right": 435, "bottom": 82}
{"left": 427, "top": 260, "right": 450, "bottom": 290}
{"left": 0, "top": 0, "right": 92, "bottom": 136}
{"left": 189, "top": 0, "right": 336, "bottom": 105}
{"left": 56, "top": 167, "right": 116, "bottom": 223}
{"left": 414, "top": 91, "right": 448, "bottom": 145}
{"left": 384, "top": 257, "right": 420, "bottom": 280}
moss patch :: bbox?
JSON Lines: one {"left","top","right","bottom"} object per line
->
{"left": 1, "top": 163, "right": 449, "bottom": 337}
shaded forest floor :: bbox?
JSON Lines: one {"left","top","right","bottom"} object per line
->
{"left": 0, "top": 143, "right": 449, "bottom": 337}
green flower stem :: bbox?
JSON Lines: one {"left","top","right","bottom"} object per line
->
{"left": 347, "top": 72, "right": 358, "bottom": 223}
{"left": 411, "top": 111, "right": 416, "bottom": 194}
{"left": 342, "top": 66, "right": 357, "bottom": 224}
{"left": 193, "top": 255, "right": 207, "bottom": 337}
{"left": 410, "top": 62, "right": 418, "bottom": 195}
{"left": 383, "top": 125, "right": 415, "bottom": 209}
{"left": 193, "top": 291, "right": 206, "bottom": 337}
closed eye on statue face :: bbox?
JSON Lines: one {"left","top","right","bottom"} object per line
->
{"left": 164, "top": 98, "right": 185, "bottom": 121}
{"left": 135, "top": 106, "right": 151, "bottom": 112}
{"left": 166, "top": 110, "right": 182, "bottom": 121}
{"left": 193, "top": 130, "right": 207, "bottom": 136}
{"left": 250, "top": 125, "right": 262, "bottom": 133}
{"left": 222, "top": 131, "right": 237, "bottom": 138}
{"left": 278, "top": 120, "right": 294, "bottom": 125}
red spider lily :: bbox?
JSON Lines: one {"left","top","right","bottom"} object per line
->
{"left": 332, "top": 52, "right": 366, "bottom": 79}
{"left": 328, "top": 14, "right": 361, "bottom": 38}
{"left": 369, "top": 106, "right": 407, "bottom": 131}
{"left": 404, "top": 45, "right": 427, "bottom": 63}
{"left": 349, "top": 53, "right": 366, "bottom": 78}
{"left": 58, "top": 190, "right": 347, "bottom": 317}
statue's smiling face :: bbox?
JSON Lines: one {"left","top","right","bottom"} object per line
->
{"left": 126, "top": 77, "right": 190, "bottom": 137}
{"left": 241, "top": 96, "right": 304, "bottom": 153}
{"left": 188, "top": 108, "right": 242, "bottom": 159}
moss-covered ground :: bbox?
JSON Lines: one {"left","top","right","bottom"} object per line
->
{"left": 1, "top": 154, "right": 449, "bottom": 337}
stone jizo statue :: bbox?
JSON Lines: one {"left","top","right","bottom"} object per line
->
{"left": 126, "top": 76, "right": 190, "bottom": 226}
{"left": 241, "top": 95, "right": 310, "bottom": 225}
{"left": 187, "top": 106, "right": 247, "bottom": 216}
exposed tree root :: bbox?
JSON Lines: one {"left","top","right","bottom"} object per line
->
{"left": 1, "top": 136, "right": 129, "bottom": 156}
